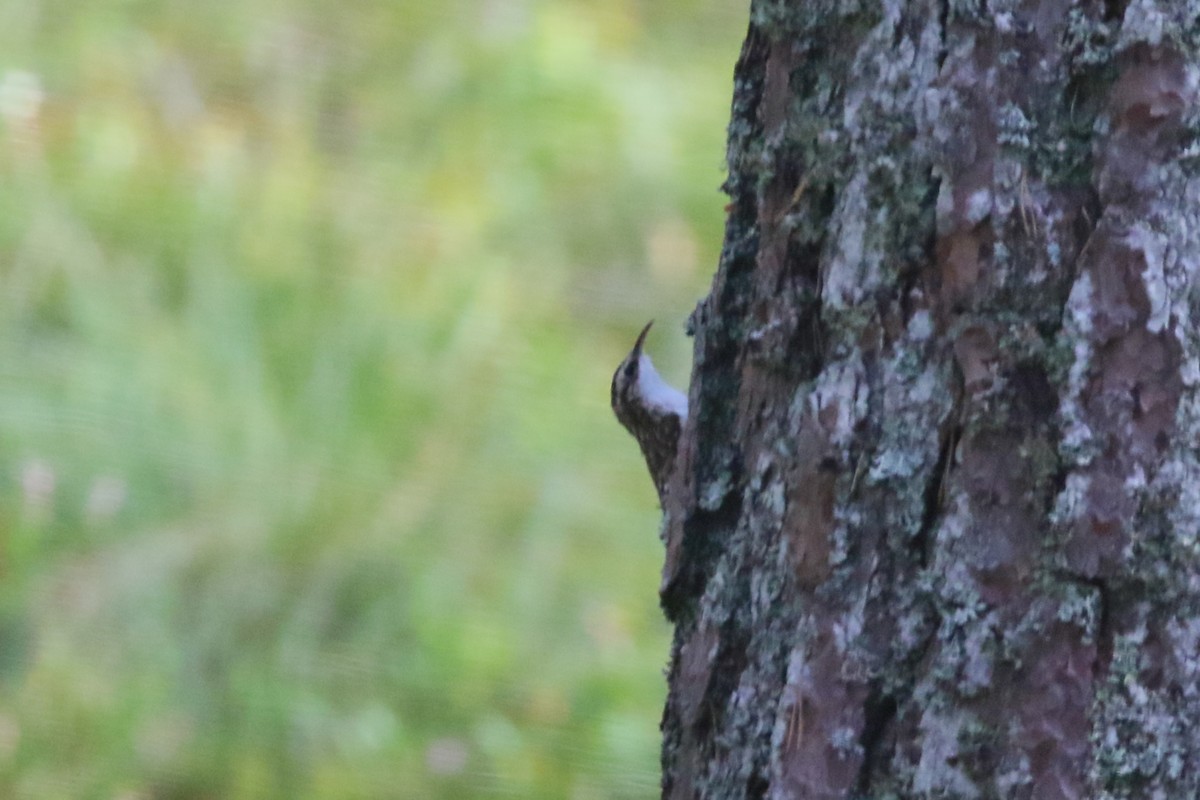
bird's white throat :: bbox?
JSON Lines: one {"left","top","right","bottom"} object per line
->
{"left": 637, "top": 354, "right": 688, "bottom": 418}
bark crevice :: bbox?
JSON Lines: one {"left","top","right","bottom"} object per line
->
{"left": 853, "top": 683, "right": 899, "bottom": 796}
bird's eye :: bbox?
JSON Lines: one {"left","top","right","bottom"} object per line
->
{"left": 624, "top": 361, "right": 636, "bottom": 378}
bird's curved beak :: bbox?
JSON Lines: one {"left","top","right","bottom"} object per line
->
{"left": 633, "top": 320, "right": 654, "bottom": 356}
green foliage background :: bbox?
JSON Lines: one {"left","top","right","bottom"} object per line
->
{"left": 0, "top": 1, "right": 742, "bottom": 796}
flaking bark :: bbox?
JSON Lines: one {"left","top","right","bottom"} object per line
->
{"left": 660, "top": 1, "right": 1200, "bottom": 798}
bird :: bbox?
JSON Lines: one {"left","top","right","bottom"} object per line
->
{"left": 611, "top": 321, "right": 688, "bottom": 504}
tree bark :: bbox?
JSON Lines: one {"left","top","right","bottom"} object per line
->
{"left": 659, "top": 2, "right": 1200, "bottom": 798}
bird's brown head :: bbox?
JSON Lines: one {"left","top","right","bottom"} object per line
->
{"left": 610, "top": 320, "right": 653, "bottom": 425}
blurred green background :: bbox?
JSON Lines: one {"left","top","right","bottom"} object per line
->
{"left": 0, "top": 1, "right": 742, "bottom": 797}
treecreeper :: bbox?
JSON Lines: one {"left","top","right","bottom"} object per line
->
{"left": 610, "top": 321, "right": 688, "bottom": 505}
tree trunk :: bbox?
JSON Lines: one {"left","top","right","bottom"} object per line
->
{"left": 659, "top": 2, "right": 1200, "bottom": 798}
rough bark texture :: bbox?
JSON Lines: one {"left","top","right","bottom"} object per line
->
{"left": 659, "top": 1, "right": 1200, "bottom": 798}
